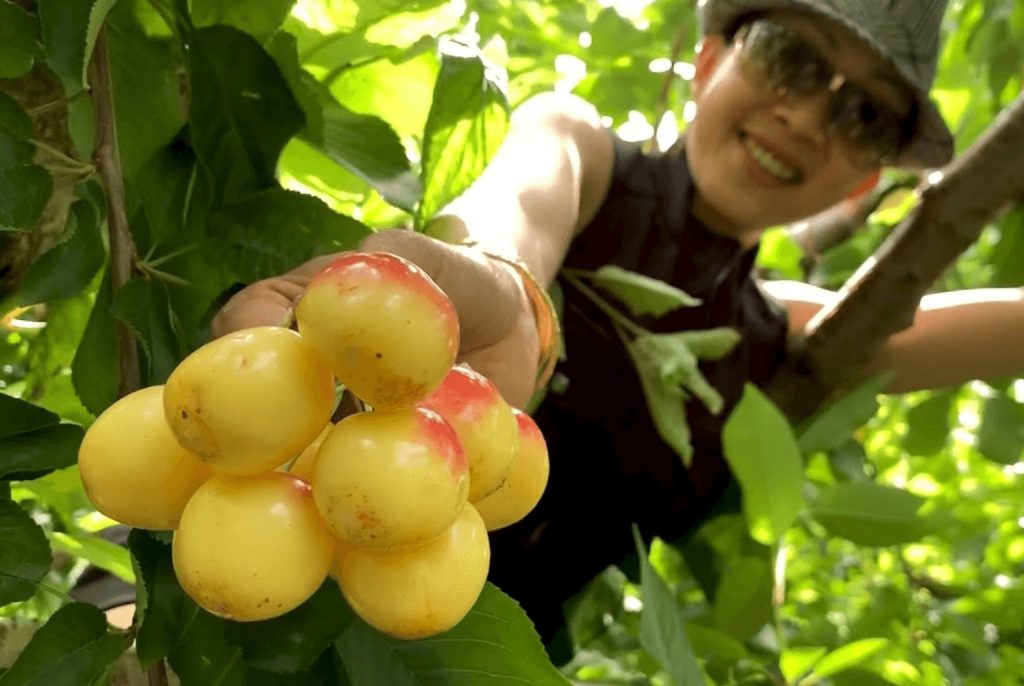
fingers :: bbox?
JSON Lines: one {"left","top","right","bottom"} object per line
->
{"left": 458, "top": 298, "right": 541, "bottom": 409}
{"left": 359, "top": 230, "right": 525, "bottom": 353}
{"left": 210, "top": 281, "right": 296, "bottom": 338}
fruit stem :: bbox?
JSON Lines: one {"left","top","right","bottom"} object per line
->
{"left": 145, "top": 242, "right": 201, "bottom": 269}
{"left": 141, "top": 265, "right": 193, "bottom": 289}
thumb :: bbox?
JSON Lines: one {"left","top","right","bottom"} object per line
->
{"left": 358, "top": 229, "right": 524, "bottom": 353}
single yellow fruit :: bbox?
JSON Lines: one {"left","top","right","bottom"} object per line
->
{"left": 164, "top": 327, "right": 335, "bottom": 475}
{"left": 474, "top": 409, "right": 549, "bottom": 531}
{"left": 78, "top": 386, "right": 211, "bottom": 530}
{"left": 173, "top": 473, "right": 335, "bottom": 622}
{"left": 288, "top": 422, "right": 332, "bottom": 482}
{"left": 295, "top": 252, "right": 459, "bottom": 411}
{"left": 337, "top": 503, "right": 490, "bottom": 639}
{"left": 420, "top": 366, "right": 519, "bottom": 502}
{"left": 313, "top": 407, "right": 468, "bottom": 549}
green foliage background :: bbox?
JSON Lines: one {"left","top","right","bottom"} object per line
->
{"left": 0, "top": 0, "right": 1022, "bottom": 684}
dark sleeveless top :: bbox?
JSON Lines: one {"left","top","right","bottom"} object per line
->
{"left": 488, "top": 137, "right": 789, "bottom": 642}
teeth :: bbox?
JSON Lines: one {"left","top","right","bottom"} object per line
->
{"left": 743, "top": 135, "right": 799, "bottom": 183}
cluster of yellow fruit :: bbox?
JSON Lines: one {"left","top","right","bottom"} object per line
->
{"left": 78, "top": 252, "right": 549, "bottom": 639}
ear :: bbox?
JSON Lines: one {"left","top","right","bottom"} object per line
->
{"left": 847, "top": 168, "right": 881, "bottom": 201}
{"left": 693, "top": 35, "right": 728, "bottom": 98}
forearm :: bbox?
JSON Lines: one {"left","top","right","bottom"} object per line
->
{"left": 865, "top": 288, "right": 1024, "bottom": 392}
{"left": 430, "top": 93, "right": 612, "bottom": 287}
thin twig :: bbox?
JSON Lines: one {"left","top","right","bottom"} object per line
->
{"left": 27, "top": 90, "right": 89, "bottom": 116}
{"left": 30, "top": 138, "right": 94, "bottom": 172}
{"left": 88, "top": 28, "right": 141, "bottom": 397}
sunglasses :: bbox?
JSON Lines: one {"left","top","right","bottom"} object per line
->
{"left": 734, "top": 18, "right": 910, "bottom": 167}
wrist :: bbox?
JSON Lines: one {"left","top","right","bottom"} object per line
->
{"left": 459, "top": 240, "right": 561, "bottom": 393}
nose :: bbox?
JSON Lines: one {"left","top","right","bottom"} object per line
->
{"left": 771, "top": 89, "right": 832, "bottom": 148}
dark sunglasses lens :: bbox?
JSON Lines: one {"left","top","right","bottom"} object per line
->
{"left": 742, "top": 21, "right": 831, "bottom": 95}
{"left": 831, "top": 89, "right": 903, "bottom": 161}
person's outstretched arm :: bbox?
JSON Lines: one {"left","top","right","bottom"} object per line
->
{"left": 210, "top": 93, "right": 614, "bottom": 407}
{"left": 765, "top": 280, "right": 1024, "bottom": 392}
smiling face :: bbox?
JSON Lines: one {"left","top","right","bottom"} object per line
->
{"left": 686, "top": 10, "right": 914, "bottom": 242}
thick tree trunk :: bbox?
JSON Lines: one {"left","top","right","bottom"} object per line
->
{"left": 769, "top": 93, "right": 1024, "bottom": 421}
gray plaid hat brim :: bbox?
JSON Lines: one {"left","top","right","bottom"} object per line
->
{"left": 697, "top": 0, "right": 955, "bottom": 169}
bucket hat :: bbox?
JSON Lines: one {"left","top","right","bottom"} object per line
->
{"left": 697, "top": 0, "right": 954, "bottom": 168}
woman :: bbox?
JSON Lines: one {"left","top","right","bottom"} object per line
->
{"left": 213, "top": 0, "right": 1024, "bottom": 645}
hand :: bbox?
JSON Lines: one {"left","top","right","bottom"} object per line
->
{"left": 210, "top": 230, "right": 540, "bottom": 408}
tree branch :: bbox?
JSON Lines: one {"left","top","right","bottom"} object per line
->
{"left": 88, "top": 28, "right": 141, "bottom": 397}
{"left": 769, "top": 93, "right": 1024, "bottom": 420}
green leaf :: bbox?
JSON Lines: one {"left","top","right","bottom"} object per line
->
{"left": 0, "top": 165, "right": 53, "bottom": 231}
{"left": 626, "top": 330, "right": 739, "bottom": 465}
{"left": 169, "top": 605, "right": 347, "bottom": 685}
{"left": 977, "top": 393, "right": 1024, "bottom": 465}
{"left": 14, "top": 466, "right": 92, "bottom": 529}
{"left": 0, "top": 603, "right": 128, "bottom": 686}
{"left": 192, "top": 0, "right": 296, "bottom": 42}
{"left": 828, "top": 440, "right": 870, "bottom": 482}
{"left": 267, "top": 33, "right": 420, "bottom": 210}
{"left": 627, "top": 336, "right": 694, "bottom": 465}
{"left": 111, "top": 279, "right": 184, "bottom": 386}
{"left": 684, "top": 623, "right": 749, "bottom": 661}
{"left": 0, "top": 423, "right": 84, "bottom": 481}
{"left": 50, "top": 531, "right": 134, "bottom": 584}
{"left": 831, "top": 669, "right": 896, "bottom": 686}
{"left": 417, "top": 43, "right": 509, "bottom": 228}
{"left": 0, "top": 500, "right": 50, "bottom": 606}
{"left": 632, "top": 527, "right": 707, "bottom": 686}
{"left": 902, "top": 392, "right": 953, "bottom": 456}
{"left": 209, "top": 188, "right": 371, "bottom": 283}
{"left": 0, "top": 1, "right": 40, "bottom": 79}
{"left": 811, "top": 482, "right": 928, "bottom": 546}
{"left": 0, "top": 128, "right": 34, "bottom": 170}
{"left": 337, "top": 583, "right": 569, "bottom": 686}
{"left": 566, "top": 566, "right": 628, "bottom": 650}
{"left": 0, "top": 93, "right": 33, "bottom": 139}
{"left": 712, "top": 555, "right": 773, "bottom": 641}
{"left": 187, "top": 25, "right": 304, "bottom": 206}
{"left": 19, "top": 294, "right": 96, "bottom": 425}
{"left": 797, "top": 373, "right": 893, "bottom": 455}
{"left": 589, "top": 266, "right": 702, "bottom": 318}
{"left": 18, "top": 199, "right": 104, "bottom": 306}
{"left": 105, "top": 1, "right": 186, "bottom": 178}
{"left": 781, "top": 646, "right": 827, "bottom": 683}
{"left": 38, "top": 0, "right": 119, "bottom": 87}
{"left": 0, "top": 394, "right": 59, "bottom": 440}
{"left": 128, "top": 529, "right": 200, "bottom": 668}
{"left": 319, "top": 103, "right": 421, "bottom": 213}
{"left": 229, "top": 582, "right": 355, "bottom": 673}
{"left": 671, "top": 327, "right": 743, "bottom": 361}
{"left": 722, "top": 384, "right": 806, "bottom": 545}
{"left": 810, "top": 638, "right": 889, "bottom": 680}
{"left": 71, "top": 273, "right": 120, "bottom": 417}
{"left": 132, "top": 140, "right": 198, "bottom": 249}
{"left": 757, "top": 227, "right": 805, "bottom": 280}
